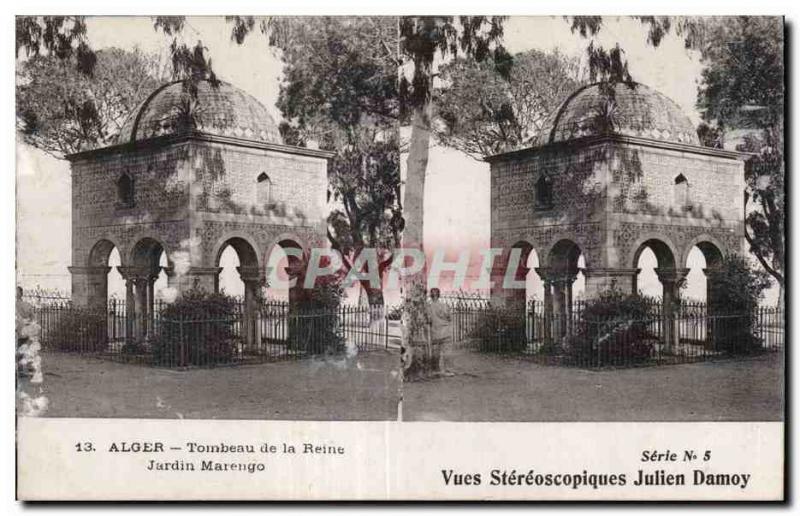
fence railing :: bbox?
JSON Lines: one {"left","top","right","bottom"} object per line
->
{"left": 32, "top": 300, "right": 398, "bottom": 368}
{"left": 452, "top": 303, "right": 784, "bottom": 369}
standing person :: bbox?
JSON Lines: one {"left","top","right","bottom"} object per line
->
{"left": 427, "top": 288, "right": 454, "bottom": 377}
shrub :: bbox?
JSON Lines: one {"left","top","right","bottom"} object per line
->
{"left": 150, "top": 288, "right": 240, "bottom": 367}
{"left": 469, "top": 301, "right": 527, "bottom": 354}
{"left": 565, "top": 291, "right": 657, "bottom": 366}
{"left": 287, "top": 282, "right": 345, "bottom": 355}
{"left": 707, "top": 254, "right": 772, "bottom": 352}
{"left": 46, "top": 306, "right": 107, "bottom": 353}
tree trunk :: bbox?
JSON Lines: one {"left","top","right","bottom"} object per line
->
{"left": 402, "top": 99, "right": 434, "bottom": 381}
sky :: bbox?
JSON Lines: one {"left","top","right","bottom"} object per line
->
{"left": 15, "top": 16, "right": 779, "bottom": 304}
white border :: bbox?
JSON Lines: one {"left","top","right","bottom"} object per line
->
{"left": 4, "top": 1, "right": 797, "bottom": 512}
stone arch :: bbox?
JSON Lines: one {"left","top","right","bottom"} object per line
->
{"left": 508, "top": 240, "right": 540, "bottom": 305}
{"left": 88, "top": 238, "right": 120, "bottom": 267}
{"left": 630, "top": 235, "right": 678, "bottom": 269}
{"left": 682, "top": 234, "right": 725, "bottom": 269}
{"left": 264, "top": 234, "right": 309, "bottom": 303}
{"left": 130, "top": 237, "right": 170, "bottom": 270}
{"left": 211, "top": 233, "right": 261, "bottom": 270}
{"left": 547, "top": 239, "right": 583, "bottom": 272}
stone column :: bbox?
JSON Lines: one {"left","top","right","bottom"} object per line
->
{"left": 535, "top": 267, "right": 553, "bottom": 345}
{"left": 68, "top": 266, "right": 112, "bottom": 310}
{"left": 654, "top": 268, "right": 690, "bottom": 353}
{"left": 147, "top": 272, "right": 159, "bottom": 337}
{"left": 560, "top": 270, "right": 579, "bottom": 336}
{"left": 237, "top": 266, "right": 264, "bottom": 350}
{"left": 118, "top": 266, "right": 150, "bottom": 342}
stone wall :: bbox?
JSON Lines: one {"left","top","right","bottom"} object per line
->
{"left": 490, "top": 139, "right": 746, "bottom": 274}
{"left": 70, "top": 138, "right": 328, "bottom": 274}
{"left": 70, "top": 143, "right": 192, "bottom": 267}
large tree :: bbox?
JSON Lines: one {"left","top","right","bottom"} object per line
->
{"left": 263, "top": 16, "right": 402, "bottom": 306}
{"left": 567, "top": 16, "right": 785, "bottom": 304}
{"left": 436, "top": 48, "right": 584, "bottom": 159}
{"left": 16, "top": 47, "right": 166, "bottom": 157}
{"left": 399, "top": 16, "right": 508, "bottom": 378}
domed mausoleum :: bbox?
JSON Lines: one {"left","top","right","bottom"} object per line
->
{"left": 487, "top": 81, "right": 749, "bottom": 344}
{"left": 67, "top": 79, "right": 332, "bottom": 342}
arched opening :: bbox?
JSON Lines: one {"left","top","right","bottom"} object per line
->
{"left": 546, "top": 239, "right": 584, "bottom": 339}
{"left": 265, "top": 239, "right": 304, "bottom": 304}
{"left": 256, "top": 172, "right": 272, "bottom": 207}
{"left": 218, "top": 246, "right": 245, "bottom": 297}
{"left": 688, "top": 240, "right": 724, "bottom": 306}
{"left": 107, "top": 247, "right": 125, "bottom": 301}
{"left": 674, "top": 173, "right": 690, "bottom": 208}
{"left": 633, "top": 238, "right": 676, "bottom": 299}
{"left": 534, "top": 175, "right": 553, "bottom": 210}
{"left": 87, "top": 239, "right": 122, "bottom": 310}
{"left": 633, "top": 238, "right": 682, "bottom": 352}
{"left": 129, "top": 238, "right": 168, "bottom": 340}
{"left": 117, "top": 173, "right": 135, "bottom": 207}
{"left": 215, "top": 237, "right": 261, "bottom": 348}
{"left": 684, "top": 247, "right": 708, "bottom": 302}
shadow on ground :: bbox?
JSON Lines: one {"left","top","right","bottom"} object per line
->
{"left": 20, "top": 350, "right": 401, "bottom": 420}
{"left": 402, "top": 351, "right": 784, "bottom": 422}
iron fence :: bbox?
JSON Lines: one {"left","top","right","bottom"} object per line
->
{"left": 452, "top": 302, "right": 783, "bottom": 369}
{"left": 32, "top": 299, "right": 397, "bottom": 368}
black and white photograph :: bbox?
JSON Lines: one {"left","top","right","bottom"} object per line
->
{"left": 11, "top": 9, "right": 788, "bottom": 502}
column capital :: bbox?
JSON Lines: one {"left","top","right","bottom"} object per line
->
{"left": 582, "top": 267, "right": 641, "bottom": 278}
{"left": 702, "top": 267, "right": 725, "bottom": 278}
{"left": 68, "top": 265, "right": 112, "bottom": 275}
{"left": 237, "top": 266, "right": 264, "bottom": 283}
{"left": 186, "top": 266, "right": 224, "bottom": 276}
{"left": 654, "top": 267, "right": 691, "bottom": 284}
{"left": 116, "top": 266, "right": 152, "bottom": 281}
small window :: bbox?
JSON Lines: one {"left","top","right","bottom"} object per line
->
{"left": 257, "top": 172, "right": 272, "bottom": 206}
{"left": 117, "top": 173, "right": 134, "bottom": 207}
{"left": 534, "top": 175, "right": 553, "bottom": 210}
{"left": 674, "top": 173, "right": 690, "bottom": 208}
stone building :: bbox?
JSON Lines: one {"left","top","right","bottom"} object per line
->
{"left": 487, "top": 81, "right": 749, "bottom": 342}
{"left": 66, "top": 79, "right": 332, "bottom": 340}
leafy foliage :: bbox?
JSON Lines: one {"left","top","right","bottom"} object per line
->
{"left": 468, "top": 303, "right": 527, "bottom": 353}
{"left": 150, "top": 288, "right": 239, "bottom": 367}
{"left": 566, "top": 16, "right": 785, "bottom": 298}
{"left": 288, "top": 282, "right": 346, "bottom": 355}
{"left": 230, "top": 17, "right": 402, "bottom": 304}
{"left": 565, "top": 291, "right": 657, "bottom": 366}
{"left": 436, "top": 49, "right": 584, "bottom": 158}
{"left": 17, "top": 47, "right": 165, "bottom": 157}
{"left": 16, "top": 16, "right": 96, "bottom": 75}
{"left": 708, "top": 255, "right": 771, "bottom": 315}
{"left": 707, "top": 254, "right": 772, "bottom": 352}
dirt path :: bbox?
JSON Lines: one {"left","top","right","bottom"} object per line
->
{"left": 21, "top": 351, "right": 401, "bottom": 420}
{"left": 402, "top": 351, "right": 784, "bottom": 421}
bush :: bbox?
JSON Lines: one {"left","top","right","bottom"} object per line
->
{"left": 46, "top": 306, "right": 107, "bottom": 353}
{"left": 707, "top": 254, "right": 772, "bottom": 353}
{"left": 469, "top": 302, "right": 527, "bottom": 354}
{"left": 150, "top": 289, "right": 240, "bottom": 367}
{"left": 287, "top": 282, "right": 345, "bottom": 355}
{"left": 565, "top": 291, "right": 657, "bottom": 366}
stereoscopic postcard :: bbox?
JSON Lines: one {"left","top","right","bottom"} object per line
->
{"left": 14, "top": 13, "right": 785, "bottom": 501}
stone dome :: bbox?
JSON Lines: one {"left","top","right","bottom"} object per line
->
{"left": 116, "top": 80, "right": 282, "bottom": 145}
{"left": 536, "top": 82, "right": 699, "bottom": 147}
